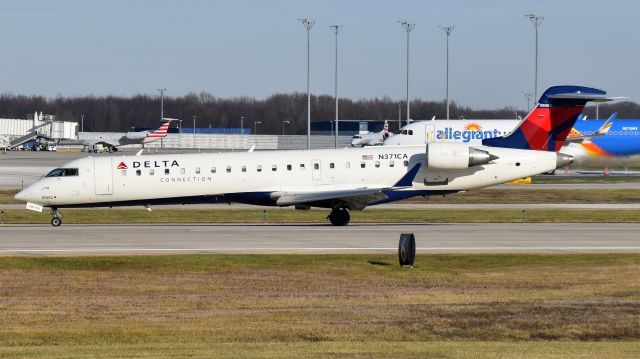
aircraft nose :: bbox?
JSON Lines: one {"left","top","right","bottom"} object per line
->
{"left": 14, "top": 189, "right": 29, "bottom": 202}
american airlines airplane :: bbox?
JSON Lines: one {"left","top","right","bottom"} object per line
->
{"left": 351, "top": 120, "right": 392, "bottom": 147}
{"left": 15, "top": 86, "right": 610, "bottom": 226}
{"left": 81, "top": 118, "right": 176, "bottom": 152}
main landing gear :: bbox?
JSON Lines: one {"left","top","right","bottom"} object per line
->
{"left": 50, "top": 208, "right": 62, "bottom": 227}
{"left": 328, "top": 208, "right": 350, "bottom": 226}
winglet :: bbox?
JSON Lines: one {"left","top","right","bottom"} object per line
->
{"left": 393, "top": 163, "right": 421, "bottom": 187}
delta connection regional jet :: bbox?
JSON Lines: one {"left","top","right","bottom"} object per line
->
{"left": 15, "top": 86, "right": 613, "bottom": 226}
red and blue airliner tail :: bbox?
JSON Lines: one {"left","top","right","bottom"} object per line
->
{"left": 482, "top": 86, "right": 611, "bottom": 152}
{"left": 147, "top": 118, "right": 175, "bottom": 139}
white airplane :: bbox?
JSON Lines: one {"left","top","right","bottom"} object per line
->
{"left": 351, "top": 120, "right": 392, "bottom": 147}
{"left": 82, "top": 118, "right": 176, "bottom": 152}
{"left": 15, "top": 85, "right": 609, "bottom": 227}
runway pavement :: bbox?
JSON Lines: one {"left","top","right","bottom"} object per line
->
{"left": 0, "top": 223, "right": 638, "bottom": 255}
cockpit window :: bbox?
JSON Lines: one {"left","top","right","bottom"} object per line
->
{"left": 45, "top": 168, "right": 79, "bottom": 177}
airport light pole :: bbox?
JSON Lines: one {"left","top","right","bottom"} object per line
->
{"left": 330, "top": 24, "right": 342, "bottom": 148}
{"left": 80, "top": 114, "right": 84, "bottom": 132}
{"left": 399, "top": 20, "right": 415, "bottom": 126}
{"left": 299, "top": 18, "right": 315, "bottom": 149}
{"left": 522, "top": 92, "right": 534, "bottom": 112}
{"left": 282, "top": 120, "right": 290, "bottom": 135}
{"left": 192, "top": 115, "right": 197, "bottom": 149}
{"left": 396, "top": 100, "right": 402, "bottom": 131}
{"left": 254, "top": 121, "right": 262, "bottom": 135}
{"left": 157, "top": 88, "right": 167, "bottom": 118}
{"left": 439, "top": 25, "right": 455, "bottom": 121}
{"left": 524, "top": 14, "right": 543, "bottom": 102}
{"left": 240, "top": 116, "right": 245, "bottom": 135}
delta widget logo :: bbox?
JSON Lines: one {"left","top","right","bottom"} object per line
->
{"left": 116, "top": 162, "right": 128, "bottom": 170}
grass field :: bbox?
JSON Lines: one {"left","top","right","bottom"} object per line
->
{"left": 0, "top": 254, "right": 638, "bottom": 358}
{"left": 0, "top": 208, "right": 639, "bottom": 224}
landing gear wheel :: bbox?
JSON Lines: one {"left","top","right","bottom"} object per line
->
{"left": 51, "top": 217, "right": 62, "bottom": 227}
{"left": 328, "top": 209, "right": 350, "bottom": 226}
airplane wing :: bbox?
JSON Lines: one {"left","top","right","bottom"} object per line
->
{"left": 273, "top": 164, "right": 422, "bottom": 209}
{"left": 566, "top": 112, "right": 616, "bottom": 143}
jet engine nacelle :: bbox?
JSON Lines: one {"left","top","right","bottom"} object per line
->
{"left": 426, "top": 143, "right": 496, "bottom": 170}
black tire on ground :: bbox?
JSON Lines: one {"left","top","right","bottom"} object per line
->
{"left": 51, "top": 217, "right": 62, "bottom": 227}
{"left": 328, "top": 209, "right": 350, "bottom": 226}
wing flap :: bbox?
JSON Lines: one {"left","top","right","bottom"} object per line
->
{"left": 275, "top": 187, "right": 387, "bottom": 207}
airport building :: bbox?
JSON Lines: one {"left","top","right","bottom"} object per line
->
{"left": 0, "top": 112, "right": 78, "bottom": 150}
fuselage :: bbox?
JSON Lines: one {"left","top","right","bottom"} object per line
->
{"left": 384, "top": 119, "right": 640, "bottom": 163}
{"left": 16, "top": 145, "right": 559, "bottom": 209}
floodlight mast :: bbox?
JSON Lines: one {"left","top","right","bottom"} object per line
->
{"left": 522, "top": 92, "right": 534, "bottom": 112}
{"left": 330, "top": 24, "right": 342, "bottom": 148}
{"left": 439, "top": 25, "right": 455, "bottom": 121}
{"left": 299, "top": 18, "right": 315, "bottom": 149}
{"left": 157, "top": 88, "right": 167, "bottom": 119}
{"left": 399, "top": 20, "right": 415, "bottom": 126}
{"left": 525, "top": 13, "right": 544, "bottom": 102}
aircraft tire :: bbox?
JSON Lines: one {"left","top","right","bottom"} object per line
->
{"left": 328, "top": 209, "right": 350, "bottom": 226}
{"left": 51, "top": 217, "right": 62, "bottom": 227}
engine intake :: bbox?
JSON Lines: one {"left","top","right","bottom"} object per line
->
{"left": 427, "top": 143, "right": 497, "bottom": 170}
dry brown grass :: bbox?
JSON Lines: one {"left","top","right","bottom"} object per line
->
{"left": 0, "top": 254, "right": 638, "bottom": 357}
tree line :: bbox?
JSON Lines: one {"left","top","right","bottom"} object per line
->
{"left": 0, "top": 92, "right": 637, "bottom": 134}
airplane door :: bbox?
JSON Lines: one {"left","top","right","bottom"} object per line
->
{"left": 94, "top": 157, "right": 113, "bottom": 195}
{"left": 311, "top": 159, "right": 322, "bottom": 181}
{"left": 425, "top": 124, "right": 436, "bottom": 143}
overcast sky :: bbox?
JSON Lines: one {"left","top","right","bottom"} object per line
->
{"left": 1, "top": 0, "right": 638, "bottom": 109}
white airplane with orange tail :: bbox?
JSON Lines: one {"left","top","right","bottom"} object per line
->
{"left": 82, "top": 118, "right": 177, "bottom": 152}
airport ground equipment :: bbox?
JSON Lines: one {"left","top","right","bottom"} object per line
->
{"left": 399, "top": 233, "right": 416, "bottom": 267}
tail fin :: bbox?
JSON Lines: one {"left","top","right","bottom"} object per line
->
{"left": 482, "top": 86, "right": 612, "bottom": 151}
{"left": 147, "top": 118, "right": 175, "bottom": 139}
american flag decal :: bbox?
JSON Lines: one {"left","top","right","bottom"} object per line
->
{"left": 362, "top": 154, "right": 373, "bottom": 161}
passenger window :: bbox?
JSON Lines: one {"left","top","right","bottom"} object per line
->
{"left": 272, "top": 165, "right": 277, "bottom": 171}
{"left": 149, "top": 169, "right": 154, "bottom": 175}
{"left": 136, "top": 169, "right": 141, "bottom": 176}
{"left": 389, "top": 160, "right": 395, "bottom": 167}
{"left": 300, "top": 164, "right": 305, "bottom": 170}
{"left": 330, "top": 163, "right": 335, "bottom": 169}
{"left": 226, "top": 166, "right": 231, "bottom": 173}
{"left": 287, "top": 164, "right": 292, "bottom": 171}
{"left": 180, "top": 168, "right": 186, "bottom": 175}
{"left": 257, "top": 165, "right": 262, "bottom": 172}
{"left": 314, "top": 163, "right": 319, "bottom": 170}
{"left": 122, "top": 170, "right": 127, "bottom": 176}
{"left": 211, "top": 167, "right": 216, "bottom": 174}
{"left": 345, "top": 162, "right": 350, "bottom": 169}
{"left": 403, "top": 160, "right": 409, "bottom": 167}
{"left": 242, "top": 166, "right": 247, "bottom": 172}
{"left": 375, "top": 161, "right": 380, "bottom": 168}
{"left": 164, "top": 169, "right": 170, "bottom": 175}
{"left": 408, "top": 130, "right": 413, "bottom": 135}
{"left": 195, "top": 167, "right": 200, "bottom": 174}
{"left": 361, "top": 162, "right": 366, "bottom": 168}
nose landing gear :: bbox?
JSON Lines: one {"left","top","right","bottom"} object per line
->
{"left": 50, "top": 208, "right": 62, "bottom": 227}
{"left": 328, "top": 208, "right": 350, "bottom": 226}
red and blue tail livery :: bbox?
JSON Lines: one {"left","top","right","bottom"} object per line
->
{"left": 483, "top": 85, "right": 612, "bottom": 151}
